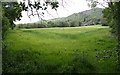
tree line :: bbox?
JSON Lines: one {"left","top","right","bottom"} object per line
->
{"left": 16, "top": 17, "right": 105, "bottom": 29}
{"left": 16, "top": 20, "right": 82, "bottom": 28}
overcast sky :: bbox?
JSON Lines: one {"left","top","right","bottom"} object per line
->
{"left": 14, "top": 0, "right": 106, "bottom": 24}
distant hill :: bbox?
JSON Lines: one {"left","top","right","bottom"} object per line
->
{"left": 48, "top": 8, "right": 104, "bottom": 25}
{"left": 17, "top": 8, "right": 105, "bottom": 28}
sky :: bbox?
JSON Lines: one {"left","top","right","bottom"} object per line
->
{"left": 14, "top": 0, "right": 107, "bottom": 24}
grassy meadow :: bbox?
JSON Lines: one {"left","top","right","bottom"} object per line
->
{"left": 3, "top": 25, "right": 118, "bottom": 73}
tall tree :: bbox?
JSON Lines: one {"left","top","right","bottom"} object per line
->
{"left": 2, "top": 2, "right": 22, "bottom": 38}
{"left": 114, "top": 2, "right": 120, "bottom": 71}
{"left": 87, "top": 0, "right": 120, "bottom": 71}
{"left": 2, "top": 2, "right": 22, "bottom": 29}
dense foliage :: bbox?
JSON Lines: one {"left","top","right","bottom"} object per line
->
{"left": 102, "top": 1, "right": 120, "bottom": 71}
{"left": 103, "top": 6, "right": 116, "bottom": 34}
{"left": 2, "top": 2, "right": 22, "bottom": 38}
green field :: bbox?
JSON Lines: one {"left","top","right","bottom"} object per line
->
{"left": 3, "top": 25, "right": 118, "bottom": 73}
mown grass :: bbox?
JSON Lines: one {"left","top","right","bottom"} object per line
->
{"left": 3, "top": 25, "right": 118, "bottom": 73}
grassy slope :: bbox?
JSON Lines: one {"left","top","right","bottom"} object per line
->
{"left": 3, "top": 25, "right": 118, "bottom": 73}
